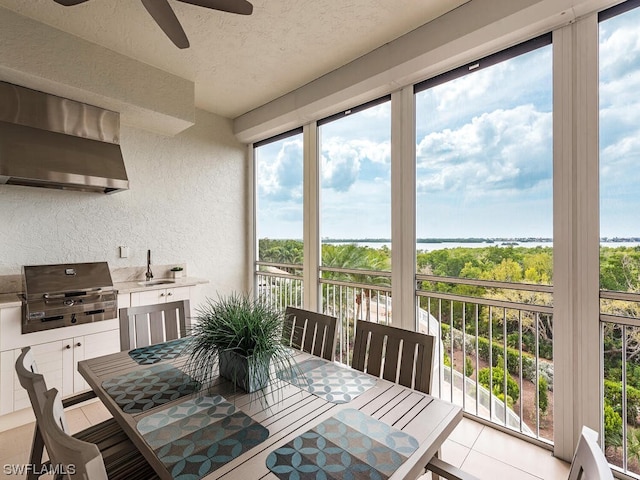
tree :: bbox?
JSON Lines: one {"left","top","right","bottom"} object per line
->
{"left": 322, "top": 244, "right": 390, "bottom": 321}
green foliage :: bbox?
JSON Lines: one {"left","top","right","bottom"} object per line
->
{"left": 538, "top": 376, "right": 549, "bottom": 414}
{"left": 604, "top": 403, "right": 623, "bottom": 449}
{"left": 186, "top": 293, "right": 299, "bottom": 397}
{"left": 478, "top": 362, "right": 520, "bottom": 403}
{"left": 628, "top": 428, "right": 640, "bottom": 463}
{"left": 259, "top": 239, "right": 304, "bottom": 264}
{"left": 599, "top": 246, "right": 640, "bottom": 292}
{"left": 465, "top": 356, "right": 474, "bottom": 377}
{"left": 443, "top": 352, "right": 451, "bottom": 368}
{"left": 604, "top": 379, "right": 640, "bottom": 427}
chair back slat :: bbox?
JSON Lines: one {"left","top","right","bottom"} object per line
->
{"left": 568, "top": 426, "right": 614, "bottom": 480}
{"left": 42, "top": 388, "right": 108, "bottom": 480}
{"left": 15, "top": 348, "right": 48, "bottom": 421}
{"left": 119, "top": 300, "right": 191, "bottom": 350}
{"left": 352, "top": 321, "right": 435, "bottom": 394}
{"left": 283, "top": 307, "right": 338, "bottom": 361}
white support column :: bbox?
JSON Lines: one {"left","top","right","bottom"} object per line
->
{"left": 303, "top": 122, "right": 320, "bottom": 311}
{"left": 391, "top": 86, "right": 417, "bottom": 331}
{"left": 552, "top": 13, "right": 600, "bottom": 461}
{"left": 247, "top": 143, "right": 257, "bottom": 294}
{"left": 573, "top": 12, "right": 601, "bottom": 444}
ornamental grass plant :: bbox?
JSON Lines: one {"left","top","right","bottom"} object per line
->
{"left": 186, "top": 292, "right": 299, "bottom": 397}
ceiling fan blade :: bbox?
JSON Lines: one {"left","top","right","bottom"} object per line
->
{"left": 53, "top": 0, "right": 89, "bottom": 5}
{"left": 141, "top": 0, "right": 190, "bottom": 49}
{"left": 176, "top": 0, "right": 253, "bottom": 15}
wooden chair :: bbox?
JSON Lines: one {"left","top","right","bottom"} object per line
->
{"left": 283, "top": 306, "right": 338, "bottom": 360}
{"left": 15, "top": 347, "right": 157, "bottom": 480}
{"left": 568, "top": 426, "right": 614, "bottom": 480}
{"left": 119, "top": 299, "right": 190, "bottom": 350}
{"left": 42, "top": 388, "right": 159, "bottom": 480}
{"left": 351, "top": 320, "right": 479, "bottom": 480}
{"left": 352, "top": 320, "right": 434, "bottom": 392}
{"left": 41, "top": 388, "right": 108, "bottom": 480}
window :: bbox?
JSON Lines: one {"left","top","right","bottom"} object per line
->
{"left": 318, "top": 98, "right": 392, "bottom": 362}
{"left": 254, "top": 129, "right": 304, "bottom": 307}
{"left": 414, "top": 37, "right": 554, "bottom": 442}
{"left": 599, "top": 2, "right": 640, "bottom": 474}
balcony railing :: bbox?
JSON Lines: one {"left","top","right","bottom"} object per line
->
{"left": 600, "top": 289, "right": 640, "bottom": 478}
{"left": 320, "top": 266, "right": 392, "bottom": 366}
{"left": 255, "top": 262, "right": 554, "bottom": 445}
{"left": 416, "top": 274, "right": 553, "bottom": 444}
{"left": 256, "top": 261, "right": 303, "bottom": 310}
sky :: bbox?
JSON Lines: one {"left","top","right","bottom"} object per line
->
{"left": 256, "top": 6, "right": 640, "bottom": 241}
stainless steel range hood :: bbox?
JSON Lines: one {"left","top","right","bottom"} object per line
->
{"left": 0, "top": 81, "right": 128, "bottom": 194}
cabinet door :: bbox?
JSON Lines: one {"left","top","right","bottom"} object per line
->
{"left": 131, "top": 289, "right": 167, "bottom": 306}
{"left": 131, "top": 286, "right": 192, "bottom": 307}
{"left": 18, "top": 340, "right": 65, "bottom": 406}
{"left": 71, "top": 330, "right": 120, "bottom": 393}
{"left": 164, "top": 286, "right": 190, "bottom": 304}
{"left": 0, "top": 350, "right": 15, "bottom": 415}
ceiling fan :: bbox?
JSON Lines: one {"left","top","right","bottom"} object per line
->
{"left": 53, "top": 0, "right": 253, "bottom": 49}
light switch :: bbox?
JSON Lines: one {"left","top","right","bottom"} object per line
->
{"left": 119, "top": 246, "right": 129, "bottom": 258}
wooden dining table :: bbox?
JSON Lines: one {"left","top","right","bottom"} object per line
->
{"left": 78, "top": 340, "right": 462, "bottom": 480}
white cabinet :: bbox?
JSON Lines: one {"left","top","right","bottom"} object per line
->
{"left": 62, "top": 330, "right": 120, "bottom": 394}
{"left": 1, "top": 329, "right": 120, "bottom": 415}
{"left": 130, "top": 286, "right": 191, "bottom": 308}
{"left": 0, "top": 282, "right": 197, "bottom": 418}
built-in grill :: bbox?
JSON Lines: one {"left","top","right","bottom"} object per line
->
{"left": 21, "top": 262, "right": 117, "bottom": 334}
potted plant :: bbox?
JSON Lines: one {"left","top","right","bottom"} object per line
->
{"left": 185, "top": 293, "right": 298, "bottom": 395}
{"left": 170, "top": 266, "right": 184, "bottom": 278}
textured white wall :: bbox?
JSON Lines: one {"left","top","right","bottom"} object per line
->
{"left": 0, "top": 109, "right": 247, "bottom": 301}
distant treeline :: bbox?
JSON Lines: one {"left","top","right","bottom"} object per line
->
{"left": 259, "top": 238, "right": 640, "bottom": 293}
{"left": 321, "top": 237, "right": 552, "bottom": 243}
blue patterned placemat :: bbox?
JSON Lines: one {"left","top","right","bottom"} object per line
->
{"left": 279, "top": 358, "right": 377, "bottom": 404}
{"left": 128, "top": 337, "right": 191, "bottom": 365}
{"left": 137, "top": 395, "right": 269, "bottom": 480}
{"left": 102, "top": 363, "right": 200, "bottom": 413}
{"left": 267, "top": 408, "right": 419, "bottom": 480}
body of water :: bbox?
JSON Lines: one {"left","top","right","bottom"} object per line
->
{"left": 324, "top": 241, "right": 640, "bottom": 251}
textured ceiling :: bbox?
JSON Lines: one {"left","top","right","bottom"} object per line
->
{"left": 0, "top": 0, "right": 466, "bottom": 119}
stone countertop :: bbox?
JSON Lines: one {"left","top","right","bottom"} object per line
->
{"left": 114, "top": 277, "right": 209, "bottom": 294}
{"left": 0, "top": 277, "right": 209, "bottom": 306}
{"left": 0, "top": 293, "right": 21, "bottom": 308}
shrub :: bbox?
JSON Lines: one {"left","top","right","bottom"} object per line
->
{"left": 603, "top": 403, "right": 622, "bottom": 449}
{"left": 478, "top": 364, "right": 520, "bottom": 403}
{"left": 604, "top": 379, "right": 640, "bottom": 426}
{"left": 538, "top": 376, "right": 548, "bottom": 414}
{"left": 444, "top": 352, "right": 451, "bottom": 367}
{"left": 465, "top": 356, "right": 474, "bottom": 377}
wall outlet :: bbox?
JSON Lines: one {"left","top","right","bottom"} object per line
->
{"left": 119, "top": 246, "right": 129, "bottom": 258}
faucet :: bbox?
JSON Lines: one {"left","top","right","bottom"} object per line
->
{"left": 146, "top": 249, "right": 153, "bottom": 281}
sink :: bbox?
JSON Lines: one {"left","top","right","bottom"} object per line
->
{"left": 137, "top": 280, "right": 176, "bottom": 286}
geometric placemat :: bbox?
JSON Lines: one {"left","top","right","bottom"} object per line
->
{"left": 137, "top": 395, "right": 269, "bottom": 480}
{"left": 278, "top": 358, "right": 377, "bottom": 404}
{"left": 102, "top": 363, "right": 200, "bottom": 413}
{"left": 128, "top": 337, "right": 191, "bottom": 365}
{"left": 266, "top": 408, "right": 419, "bottom": 480}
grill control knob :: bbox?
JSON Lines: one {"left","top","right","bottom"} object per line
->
{"left": 64, "top": 299, "right": 75, "bottom": 306}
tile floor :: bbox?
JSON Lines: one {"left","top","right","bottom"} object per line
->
{"left": 0, "top": 400, "right": 569, "bottom": 479}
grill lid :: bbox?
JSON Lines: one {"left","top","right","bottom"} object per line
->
{"left": 23, "top": 262, "right": 114, "bottom": 298}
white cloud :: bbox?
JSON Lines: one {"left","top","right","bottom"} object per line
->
{"left": 416, "top": 104, "right": 552, "bottom": 199}
{"left": 320, "top": 138, "right": 390, "bottom": 192}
